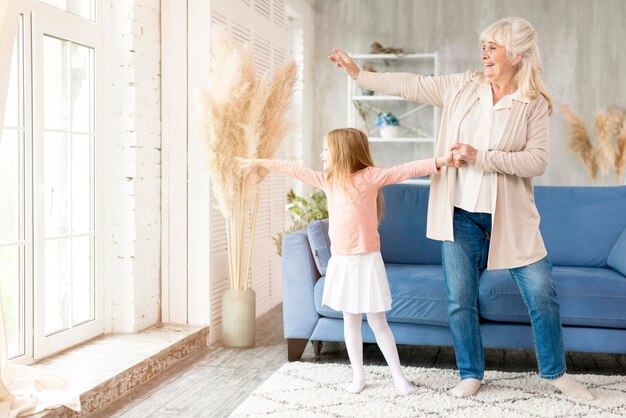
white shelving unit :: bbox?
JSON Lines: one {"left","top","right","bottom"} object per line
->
{"left": 347, "top": 52, "right": 440, "bottom": 183}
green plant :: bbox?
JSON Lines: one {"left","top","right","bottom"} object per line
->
{"left": 273, "top": 189, "right": 328, "bottom": 256}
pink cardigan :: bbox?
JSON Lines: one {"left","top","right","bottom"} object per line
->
{"left": 266, "top": 159, "right": 438, "bottom": 255}
{"left": 359, "top": 70, "right": 551, "bottom": 269}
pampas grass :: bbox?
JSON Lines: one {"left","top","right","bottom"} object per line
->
{"left": 562, "top": 104, "right": 598, "bottom": 181}
{"left": 200, "top": 27, "right": 297, "bottom": 290}
{"left": 562, "top": 103, "right": 626, "bottom": 183}
{"left": 616, "top": 122, "right": 626, "bottom": 181}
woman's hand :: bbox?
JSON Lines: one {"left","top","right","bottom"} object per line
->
{"left": 328, "top": 48, "right": 360, "bottom": 80}
{"left": 450, "top": 143, "right": 478, "bottom": 166}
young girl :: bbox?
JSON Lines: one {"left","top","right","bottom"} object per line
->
{"left": 237, "top": 128, "right": 453, "bottom": 394}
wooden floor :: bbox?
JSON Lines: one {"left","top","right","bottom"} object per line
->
{"left": 93, "top": 305, "right": 626, "bottom": 417}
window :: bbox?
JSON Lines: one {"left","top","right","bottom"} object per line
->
{"left": 1, "top": 1, "right": 105, "bottom": 361}
{"left": 39, "top": 0, "right": 96, "bottom": 21}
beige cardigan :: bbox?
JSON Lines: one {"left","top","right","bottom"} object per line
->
{"left": 358, "top": 70, "right": 550, "bottom": 269}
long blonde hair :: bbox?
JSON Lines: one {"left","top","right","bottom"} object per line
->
{"left": 325, "top": 128, "right": 384, "bottom": 223}
{"left": 480, "top": 17, "right": 553, "bottom": 114}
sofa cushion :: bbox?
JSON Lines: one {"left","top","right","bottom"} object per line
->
{"left": 307, "top": 219, "right": 331, "bottom": 275}
{"left": 607, "top": 227, "right": 626, "bottom": 276}
{"left": 379, "top": 185, "right": 441, "bottom": 265}
{"left": 314, "top": 264, "right": 449, "bottom": 326}
{"left": 535, "top": 186, "right": 626, "bottom": 267}
{"left": 478, "top": 266, "right": 626, "bottom": 328}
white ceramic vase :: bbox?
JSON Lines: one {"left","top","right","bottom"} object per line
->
{"left": 221, "top": 288, "right": 256, "bottom": 348}
{"left": 380, "top": 125, "right": 399, "bottom": 139}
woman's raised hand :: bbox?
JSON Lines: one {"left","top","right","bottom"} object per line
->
{"left": 328, "top": 48, "right": 361, "bottom": 80}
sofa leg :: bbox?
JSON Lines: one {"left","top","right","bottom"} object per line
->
{"left": 287, "top": 338, "right": 308, "bottom": 361}
{"left": 312, "top": 340, "right": 322, "bottom": 356}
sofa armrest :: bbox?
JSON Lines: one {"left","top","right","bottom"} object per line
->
{"left": 282, "top": 229, "right": 320, "bottom": 340}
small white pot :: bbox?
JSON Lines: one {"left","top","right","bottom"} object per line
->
{"left": 380, "top": 125, "right": 399, "bottom": 139}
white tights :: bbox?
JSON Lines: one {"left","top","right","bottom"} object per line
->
{"left": 343, "top": 312, "right": 415, "bottom": 394}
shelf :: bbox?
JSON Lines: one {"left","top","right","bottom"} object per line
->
{"left": 347, "top": 50, "right": 439, "bottom": 169}
{"left": 351, "top": 53, "right": 437, "bottom": 60}
{"left": 352, "top": 95, "right": 410, "bottom": 101}
{"left": 368, "top": 137, "right": 434, "bottom": 143}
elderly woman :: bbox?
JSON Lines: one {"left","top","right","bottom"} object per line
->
{"left": 329, "top": 17, "right": 593, "bottom": 400}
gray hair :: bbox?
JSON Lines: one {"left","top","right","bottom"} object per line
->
{"left": 480, "top": 17, "right": 552, "bottom": 114}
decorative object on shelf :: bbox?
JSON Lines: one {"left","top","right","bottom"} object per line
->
{"left": 376, "top": 112, "right": 400, "bottom": 139}
{"left": 353, "top": 101, "right": 370, "bottom": 131}
{"left": 360, "top": 64, "right": 376, "bottom": 95}
{"left": 405, "top": 126, "right": 424, "bottom": 138}
{"left": 199, "top": 27, "right": 297, "bottom": 348}
{"left": 369, "top": 41, "right": 407, "bottom": 56}
{"left": 561, "top": 104, "right": 626, "bottom": 183}
{"left": 273, "top": 189, "right": 328, "bottom": 256}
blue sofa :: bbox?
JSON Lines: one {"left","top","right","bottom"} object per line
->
{"left": 282, "top": 184, "right": 626, "bottom": 361}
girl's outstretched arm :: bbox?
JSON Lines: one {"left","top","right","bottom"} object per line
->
{"left": 235, "top": 157, "right": 326, "bottom": 190}
{"left": 370, "top": 151, "right": 456, "bottom": 186}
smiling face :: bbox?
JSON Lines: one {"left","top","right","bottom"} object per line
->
{"left": 481, "top": 41, "right": 519, "bottom": 85}
{"left": 320, "top": 138, "right": 333, "bottom": 171}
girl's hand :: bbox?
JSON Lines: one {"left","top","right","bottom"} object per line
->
{"left": 328, "top": 48, "right": 360, "bottom": 80}
{"left": 436, "top": 150, "right": 460, "bottom": 168}
{"left": 235, "top": 156, "right": 264, "bottom": 169}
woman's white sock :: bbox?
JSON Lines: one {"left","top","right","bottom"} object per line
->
{"left": 450, "top": 379, "right": 482, "bottom": 397}
{"left": 545, "top": 374, "right": 594, "bottom": 400}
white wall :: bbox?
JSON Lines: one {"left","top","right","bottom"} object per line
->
{"left": 311, "top": 0, "right": 626, "bottom": 186}
{"left": 109, "top": 0, "right": 162, "bottom": 332}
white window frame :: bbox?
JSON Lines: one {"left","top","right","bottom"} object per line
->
{"left": 24, "top": 0, "right": 105, "bottom": 360}
{"left": 2, "top": 11, "right": 34, "bottom": 365}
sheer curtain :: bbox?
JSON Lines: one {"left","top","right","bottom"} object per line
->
{"left": 0, "top": 0, "right": 20, "bottom": 405}
{"left": 0, "top": 2, "right": 80, "bottom": 416}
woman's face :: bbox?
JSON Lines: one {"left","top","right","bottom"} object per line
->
{"left": 320, "top": 139, "right": 333, "bottom": 171}
{"left": 481, "top": 41, "right": 518, "bottom": 83}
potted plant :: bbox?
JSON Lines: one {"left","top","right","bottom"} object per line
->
{"left": 273, "top": 189, "right": 328, "bottom": 256}
{"left": 199, "top": 28, "right": 297, "bottom": 348}
{"left": 376, "top": 112, "right": 400, "bottom": 139}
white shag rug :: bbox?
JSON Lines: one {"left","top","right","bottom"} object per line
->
{"left": 230, "top": 362, "right": 626, "bottom": 417}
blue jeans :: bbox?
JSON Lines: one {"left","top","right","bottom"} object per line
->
{"left": 442, "top": 207, "right": 566, "bottom": 380}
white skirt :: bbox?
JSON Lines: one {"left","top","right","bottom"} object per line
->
{"left": 322, "top": 251, "right": 392, "bottom": 314}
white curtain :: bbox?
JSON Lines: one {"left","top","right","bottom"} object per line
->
{"left": 0, "top": 0, "right": 20, "bottom": 405}
{"left": 0, "top": 1, "right": 80, "bottom": 416}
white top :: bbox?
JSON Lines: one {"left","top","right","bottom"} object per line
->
{"left": 455, "top": 82, "right": 528, "bottom": 213}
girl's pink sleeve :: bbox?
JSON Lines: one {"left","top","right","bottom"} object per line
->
{"left": 265, "top": 160, "right": 326, "bottom": 190}
{"left": 368, "top": 158, "right": 439, "bottom": 186}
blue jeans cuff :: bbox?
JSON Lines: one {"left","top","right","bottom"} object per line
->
{"left": 540, "top": 369, "right": 567, "bottom": 379}
{"left": 460, "top": 375, "right": 483, "bottom": 381}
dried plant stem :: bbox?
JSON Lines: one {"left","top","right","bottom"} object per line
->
{"left": 238, "top": 182, "right": 246, "bottom": 290}
{"left": 226, "top": 216, "right": 234, "bottom": 289}
{"left": 244, "top": 190, "right": 261, "bottom": 290}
